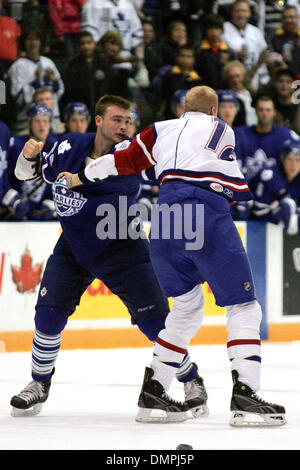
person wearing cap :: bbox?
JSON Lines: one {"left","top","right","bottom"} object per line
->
{"left": 248, "top": 139, "right": 300, "bottom": 235}
{"left": 171, "top": 89, "right": 187, "bottom": 118}
{"left": 64, "top": 102, "right": 91, "bottom": 134}
{"left": 217, "top": 89, "right": 240, "bottom": 127}
{"left": 1, "top": 103, "right": 58, "bottom": 220}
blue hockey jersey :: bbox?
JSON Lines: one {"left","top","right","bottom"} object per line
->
{"left": 0, "top": 121, "right": 11, "bottom": 202}
{"left": 249, "top": 164, "right": 300, "bottom": 224}
{"left": 234, "top": 125, "right": 299, "bottom": 179}
{"left": 42, "top": 132, "right": 141, "bottom": 263}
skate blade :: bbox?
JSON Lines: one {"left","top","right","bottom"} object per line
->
{"left": 11, "top": 403, "right": 43, "bottom": 417}
{"left": 135, "top": 407, "right": 187, "bottom": 423}
{"left": 189, "top": 403, "right": 209, "bottom": 419}
{"left": 230, "top": 411, "right": 286, "bottom": 427}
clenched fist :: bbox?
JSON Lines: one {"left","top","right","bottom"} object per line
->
{"left": 23, "top": 139, "right": 44, "bottom": 160}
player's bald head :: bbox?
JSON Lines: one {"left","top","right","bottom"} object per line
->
{"left": 185, "top": 86, "right": 218, "bottom": 116}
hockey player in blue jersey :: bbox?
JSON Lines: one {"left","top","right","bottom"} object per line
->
{"left": 235, "top": 95, "right": 299, "bottom": 179}
{"left": 0, "top": 119, "right": 11, "bottom": 215}
{"left": 2, "top": 103, "right": 58, "bottom": 220}
{"left": 10, "top": 95, "right": 208, "bottom": 420}
{"left": 64, "top": 86, "right": 286, "bottom": 426}
{"left": 249, "top": 139, "right": 300, "bottom": 234}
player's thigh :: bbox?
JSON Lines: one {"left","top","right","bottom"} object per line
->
{"left": 88, "top": 237, "right": 169, "bottom": 323}
{"left": 36, "top": 233, "right": 94, "bottom": 311}
{"left": 195, "top": 210, "right": 256, "bottom": 307}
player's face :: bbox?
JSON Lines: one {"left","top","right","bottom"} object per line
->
{"left": 30, "top": 116, "right": 51, "bottom": 141}
{"left": 218, "top": 102, "right": 238, "bottom": 125}
{"left": 67, "top": 115, "right": 89, "bottom": 133}
{"left": 35, "top": 92, "right": 54, "bottom": 110}
{"left": 256, "top": 100, "right": 276, "bottom": 126}
{"left": 99, "top": 106, "right": 130, "bottom": 144}
{"left": 282, "top": 153, "right": 300, "bottom": 180}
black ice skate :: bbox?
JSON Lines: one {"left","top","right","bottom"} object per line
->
{"left": 230, "top": 370, "right": 286, "bottom": 427}
{"left": 184, "top": 369, "right": 209, "bottom": 418}
{"left": 136, "top": 367, "right": 188, "bottom": 423}
{"left": 10, "top": 369, "right": 54, "bottom": 417}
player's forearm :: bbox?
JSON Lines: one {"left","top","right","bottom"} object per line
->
{"left": 15, "top": 151, "right": 40, "bottom": 181}
{"left": 78, "top": 154, "right": 119, "bottom": 183}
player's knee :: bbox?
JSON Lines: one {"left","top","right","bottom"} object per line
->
{"left": 136, "top": 314, "right": 167, "bottom": 342}
{"left": 34, "top": 306, "right": 70, "bottom": 335}
{"left": 226, "top": 300, "right": 262, "bottom": 332}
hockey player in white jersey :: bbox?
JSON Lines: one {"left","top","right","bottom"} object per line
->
{"left": 59, "top": 86, "right": 286, "bottom": 427}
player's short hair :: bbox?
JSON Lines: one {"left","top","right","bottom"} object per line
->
{"left": 95, "top": 95, "right": 131, "bottom": 117}
{"left": 185, "top": 86, "right": 218, "bottom": 114}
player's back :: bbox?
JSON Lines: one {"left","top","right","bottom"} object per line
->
{"left": 153, "top": 112, "right": 234, "bottom": 178}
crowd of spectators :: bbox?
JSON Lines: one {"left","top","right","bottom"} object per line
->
{"left": 0, "top": 0, "right": 300, "bottom": 234}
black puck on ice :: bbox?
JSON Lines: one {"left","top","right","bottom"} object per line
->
{"left": 176, "top": 444, "right": 193, "bottom": 450}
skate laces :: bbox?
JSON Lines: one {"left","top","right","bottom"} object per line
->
{"left": 162, "top": 391, "right": 184, "bottom": 406}
{"left": 18, "top": 381, "right": 43, "bottom": 403}
{"left": 184, "top": 377, "right": 205, "bottom": 400}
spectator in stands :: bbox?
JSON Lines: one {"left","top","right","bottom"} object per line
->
{"left": 64, "top": 102, "right": 91, "bottom": 133}
{"left": 195, "top": 14, "right": 235, "bottom": 90}
{"left": 20, "top": 1, "right": 52, "bottom": 56}
{"left": 160, "top": 20, "right": 190, "bottom": 66}
{"left": 152, "top": 45, "right": 202, "bottom": 119}
{"left": 97, "top": 30, "right": 133, "bottom": 98}
{"left": 48, "top": 0, "right": 86, "bottom": 58}
{"left": 170, "top": 89, "right": 187, "bottom": 118}
{"left": 81, "top": 0, "right": 143, "bottom": 74}
{"left": 33, "top": 86, "right": 65, "bottom": 133}
{"left": 234, "top": 95, "right": 299, "bottom": 179}
{"left": 142, "top": 20, "right": 163, "bottom": 82}
{"left": 0, "top": 1, "right": 22, "bottom": 70}
{"left": 256, "top": 0, "right": 300, "bottom": 43}
{"left": 1, "top": 103, "right": 57, "bottom": 221}
{"left": 223, "top": 59, "right": 257, "bottom": 126}
{"left": 222, "top": 0, "right": 270, "bottom": 91}
{"left": 249, "top": 139, "right": 300, "bottom": 235}
{"left": 271, "top": 68, "right": 300, "bottom": 134}
{"left": 127, "top": 103, "right": 141, "bottom": 138}
{"left": 212, "top": 0, "right": 257, "bottom": 22}
{"left": 270, "top": 5, "right": 300, "bottom": 79}
{"left": 217, "top": 89, "right": 240, "bottom": 127}
{"left": 62, "top": 31, "right": 110, "bottom": 119}
{"left": 7, "top": 30, "right": 64, "bottom": 134}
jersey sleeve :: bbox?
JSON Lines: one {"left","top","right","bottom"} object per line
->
{"left": 113, "top": 125, "right": 157, "bottom": 175}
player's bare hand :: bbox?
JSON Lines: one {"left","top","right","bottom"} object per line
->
{"left": 56, "top": 172, "right": 82, "bottom": 188}
{"left": 23, "top": 139, "right": 44, "bottom": 159}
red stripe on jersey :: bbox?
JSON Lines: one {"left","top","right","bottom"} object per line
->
{"left": 158, "top": 171, "right": 249, "bottom": 191}
{"left": 114, "top": 125, "right": 156, "bottom": 175}
{"left": 227, "top": 339, "right": 261, "bottom": 348}
{"left": 156, "top": 336, "right": 187, "bottom": 355}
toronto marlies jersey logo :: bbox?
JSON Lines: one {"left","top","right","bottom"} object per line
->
{"left": 52, "top": 177, "right": 87, "bottom": 217}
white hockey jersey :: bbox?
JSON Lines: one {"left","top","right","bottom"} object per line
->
{"left": 83, "top": 112, "right": 253, "bottom": 202}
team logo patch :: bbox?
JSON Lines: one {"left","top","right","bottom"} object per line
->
{"left": 210, "top": 182, "right": 223, "bottom": 193}
{"left": 53, "top": 177, "right": 87, "bottom": 217}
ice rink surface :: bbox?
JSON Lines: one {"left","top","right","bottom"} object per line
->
{"left": 0, "top": 342, "right": 299, "bottom": 451}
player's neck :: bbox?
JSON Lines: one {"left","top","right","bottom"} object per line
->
{"left": 91, "top": 135, "right": 112, "bottom": 158}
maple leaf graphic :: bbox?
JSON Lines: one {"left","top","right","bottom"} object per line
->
{"left": 11, "top": 248, "right": 43, "bottom": 293}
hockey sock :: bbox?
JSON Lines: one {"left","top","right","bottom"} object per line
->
{"left": 151, "top": 328, "right": 188, "bottom": 391}
{"left": 176, "top": 353, "right": 197, "bottom": 383}
{"left": 31, "top": 329, "right": 61, "bottom": 382}
{"left": 226, "top": 300, "right": 262, "bottom": 391}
